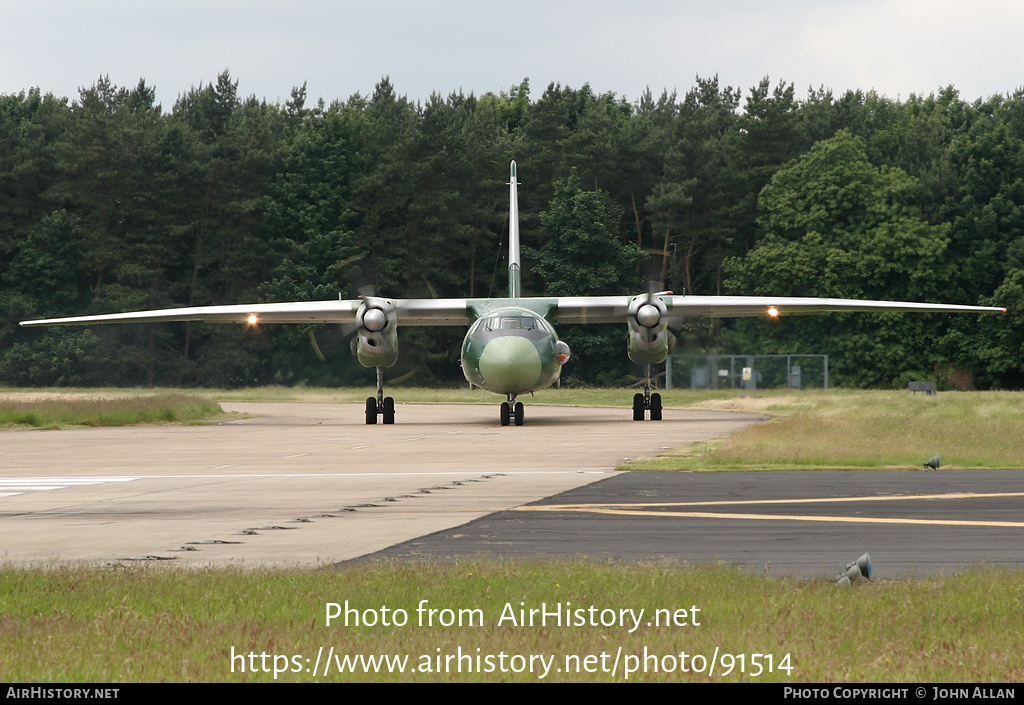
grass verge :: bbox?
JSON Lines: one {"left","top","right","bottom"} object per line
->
{"left": 0, "top": 561, "right": 1020, "bottom": 682}
{"left": 622, "top": 389, "right": 1024, "bottom": 472}
{"left": 0, "top": 385, "right": 735, "bottom": 407}
{"left": 0, "top": 393, "right": 224, "bottom": 430}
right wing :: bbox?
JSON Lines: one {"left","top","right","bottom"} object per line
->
{"left": 19, "top": 298, "right": 472, "bottom": 328}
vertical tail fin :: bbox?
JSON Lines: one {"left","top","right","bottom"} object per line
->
{"left": 508, "top": 160, "right": 521, "bottom": 298}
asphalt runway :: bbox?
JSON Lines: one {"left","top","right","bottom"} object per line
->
{"left": 364, "top": 468, "right": 1024, "bottom": 578}
{"left": 0, "top": 402, "right": 764, "bottom": 567}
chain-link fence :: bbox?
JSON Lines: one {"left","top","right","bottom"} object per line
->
{"left": 666, "top": 354, "right": 829, "bottom": 390}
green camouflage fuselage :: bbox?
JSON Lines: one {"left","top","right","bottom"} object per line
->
{"left": 460, "top": 301, "right": 563, "bottom": 395}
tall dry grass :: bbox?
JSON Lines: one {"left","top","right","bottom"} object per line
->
{"left": 0, "top": 393, "right": 222, "bottom": 429}
{"left": 631, "top": 390, "right": 1024, "bottom": 470}
{"left": 0, "top": 561, "right": 1021, "bottom": 682}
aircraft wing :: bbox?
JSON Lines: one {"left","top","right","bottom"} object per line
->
{"left": 552, "top": 295, "right": 1005, "bottom": 324}
{"left": 20, "top": 295, "right": 1003, "bottom": 329}
{"left": 19, "top": 298, "right": 472, "bottom": 328}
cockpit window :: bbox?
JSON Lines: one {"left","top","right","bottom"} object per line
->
{"left": 474, "top": 314, "right": 547, "bottom": 333}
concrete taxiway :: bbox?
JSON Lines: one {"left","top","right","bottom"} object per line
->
{"left": 0, "top": 402, "right": 764, "bottom": 567}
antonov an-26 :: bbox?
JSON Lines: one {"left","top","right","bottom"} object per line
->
{"left": 21, "top": 162, "right": 1006, "bottom": 426}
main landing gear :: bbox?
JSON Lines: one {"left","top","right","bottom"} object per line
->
{"left": 365, "top": 366, "right": 395, "bottom": 424}
{"left": 632, "top": 363, "right": 663, "bottom": 421}
{"left": 499, "top": 394, "right": 524, "bottom": 426}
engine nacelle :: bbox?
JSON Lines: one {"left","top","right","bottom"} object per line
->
{"left": 626, "top": 294, "right": 676, "bottom": 364}
{"left": 351, "top": 297, "right": 399, "bottom": 368}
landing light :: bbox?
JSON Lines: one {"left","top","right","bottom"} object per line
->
{"left": 767, "top": 306, "right": 779, "bottom": 318}
{"left": 247, "top": 314, "right": 258, "bottom": 325}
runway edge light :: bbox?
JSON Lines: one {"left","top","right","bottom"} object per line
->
{"left": 836, "top": 553, "right": 872, "bottom": 587}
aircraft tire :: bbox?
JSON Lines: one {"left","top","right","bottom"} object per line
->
{"left": 500, "top": 403, "right": 510, "bottom": 426}
{"left": 382, "top": 397, "right": 395, "bottom": 424}
{"left": 514, "top": 401, "right": 524, "bottom": 426}
{"left": 650, "top": 393, "right": 662, "bottom": 421}
{"left": 365, "top": 397, "right": 377, "bottom": 425}
{"left": 632, "top": 393, "right": 645, "bottom": 421}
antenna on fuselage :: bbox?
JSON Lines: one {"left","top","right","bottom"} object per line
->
{"left": 508, "top": 160, "right": 521, "bottom": 298}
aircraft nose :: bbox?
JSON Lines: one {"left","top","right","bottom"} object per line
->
{"left": 478, "top": 335, "right": 542, "bottom": 392}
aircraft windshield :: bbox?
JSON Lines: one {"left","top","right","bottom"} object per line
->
{"left": 475, "top": 315, "right": 545, "bottom": 332}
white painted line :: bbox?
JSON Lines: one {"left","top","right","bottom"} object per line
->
{"left": 0, "top": 486, "right": 67, "bottom": 491}
{"left": 77, "top": 471, "right": 610, "bottom": 478}
{"left": 0, "top": 476, "right": 142, "bottom": 497}
{"left": 0, "top": 477, "right": 140, "bottom": 483}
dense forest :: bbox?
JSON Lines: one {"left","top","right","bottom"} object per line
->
{"left": 1, "top": 72, "right": 1022, "bottom": 389}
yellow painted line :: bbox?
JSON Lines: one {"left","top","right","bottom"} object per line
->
{"left": 515, "top": 506, "right": 1024, "bottom": 528}
{"left": 208, "top": 465, "right": 236, "bottom": 470}
{"left": 348, "top": 445, "right": 369, "bottom": 450}
{"left": 283, "top": 453, "right": 308, "bottom": 459}
{"left": 402, "top": 437, "right": 424, "bottom": 442}
{"left": 515, "top": 491, "right": 1024, "bottom": 513}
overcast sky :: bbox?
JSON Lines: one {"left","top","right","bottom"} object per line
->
{"left": 2, "top": 0, "right": 1022, "bottom": 110}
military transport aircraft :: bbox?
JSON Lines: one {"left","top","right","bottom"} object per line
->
{"left": 21, "top": 162, "right": 1006, "bottom": 426}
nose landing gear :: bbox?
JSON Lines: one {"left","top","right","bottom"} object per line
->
{"left": 500, "top": 395, "right": 525, "bottom": 426}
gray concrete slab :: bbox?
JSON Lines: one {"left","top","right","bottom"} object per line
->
{"left": 364, "top": 469, "right": 1024, "bottom": 578}
{"left": 0, "top": 402, "right": 765, "bottom": 567}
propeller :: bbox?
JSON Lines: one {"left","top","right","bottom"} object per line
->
{"left": 307, "top": 266, "right": 401, "bottom": 364}
{"left": 626, "top": 280, "right": 679, "bottom": 366}
{"left": 627, "top": 287, "right": 679, "bottom": 331}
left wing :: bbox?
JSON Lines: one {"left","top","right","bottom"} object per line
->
{"left": 551, "top": 295, "right": 1006, "bottom": 324}
{"left": 550, "top": 293, "right": 1005, "bottom": 369}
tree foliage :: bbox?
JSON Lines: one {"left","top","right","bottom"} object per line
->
{"left": 2, "top": 74, "right": 1024, "bottom": 388}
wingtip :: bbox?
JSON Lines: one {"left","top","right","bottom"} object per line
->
{"left": 510, "top": 160, "right": 517, "bottom": 178}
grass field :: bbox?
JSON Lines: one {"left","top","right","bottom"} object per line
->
{"left": 0, "top": 392, "right": 224, "bottom": 429}
{"left": 1, "top": 561, "right": 1021, "bottom": 683}
{"left": 623, "top": 389, "right": 1024, "bottom": 471}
